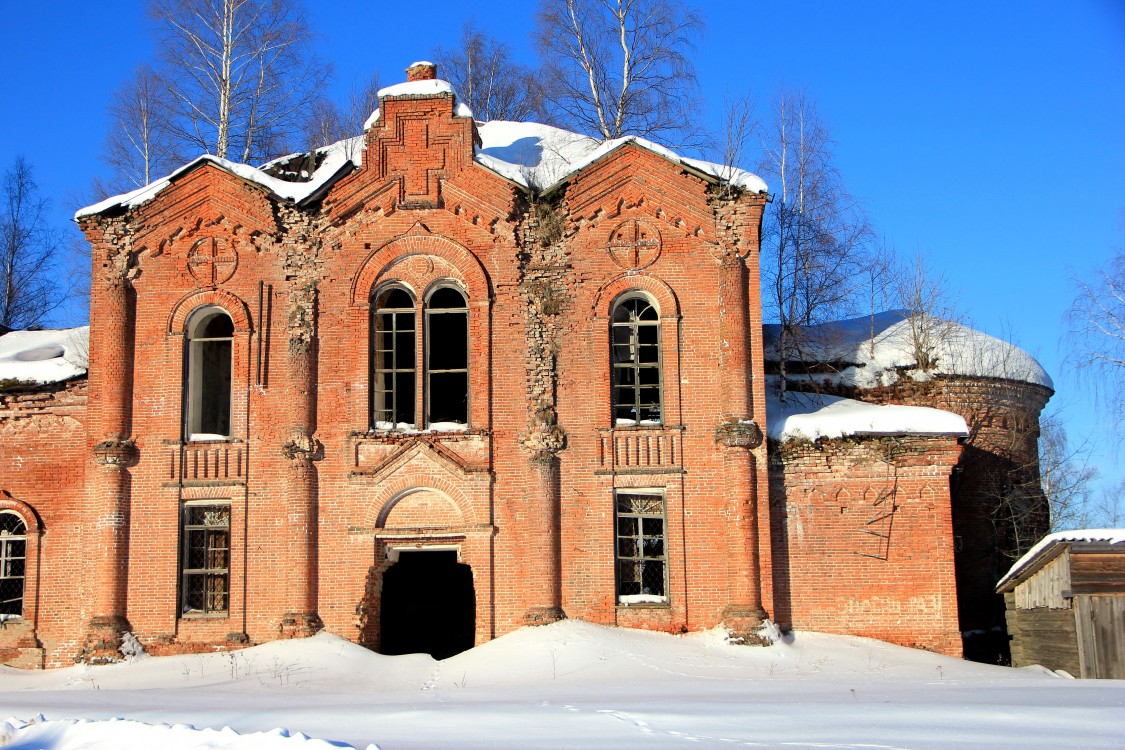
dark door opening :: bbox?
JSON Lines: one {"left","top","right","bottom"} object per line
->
{"left": 380, "top": 550, "right": 476, "bottom": 660}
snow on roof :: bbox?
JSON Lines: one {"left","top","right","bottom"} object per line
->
{"left": 0, "top": 326, "right": 89, "bottom": 385}
{"left": 79, "top": 79, "right": 766, "bottom": 218}
{"left": 76, "top": 136, "right": 360, "bottom": 219}
{"left": 996, "top": 528, "right": 1125, "bottom": 591}
{"left": 408, "top": 60, "right": 435, "bottom": 67}
{"left": 763, "top": 310, "right": 1053, "bottom": 390}
{"left": 767, "top": 390, "right": 968, "bottom": 442}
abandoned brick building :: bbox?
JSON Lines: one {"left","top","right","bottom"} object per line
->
{"left": 0, "top": 63, "right": 1051, "bottom": 668}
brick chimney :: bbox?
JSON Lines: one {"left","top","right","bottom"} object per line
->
{"left": 406, "top": 61, "right": 438, "bottom": 81}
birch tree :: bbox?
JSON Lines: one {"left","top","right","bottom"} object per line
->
{"left": 302, "top": 72, "right": 380, "bottom": 154}
{"left": 535, "top": 0, "right": 703, "bottom": 145}
{"left": 1067, "top": 248, "right": 1125, "bottom": 423}
{"left": 0, "top": 158, "right": 64, "bottom": 330}
{"left": 150, "top": 0, "right": 330, "bottom": 164}
{"left": 757, "top": 87, "right": 872, "bottom": 396}
{"left": 102, "top": 65, "right": 179, "bottom": 189}
{"left": 436, "top": 21, "right": 540, "bottom": 122}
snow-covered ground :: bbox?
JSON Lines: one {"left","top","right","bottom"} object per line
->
{"left": 1, "top": 622, "right": 1122, "bottom": 749}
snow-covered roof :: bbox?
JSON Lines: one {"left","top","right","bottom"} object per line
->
{"left": 0, "top": 326, "right": 89, "bottom": 386}
{"left": 77, "top": 79, "right": 766, "bottom": 219}
{"left": 763, "top": 310, "right": 1053, "bottom": 390}
{"left": 766, "top": 390, "right": 968, "bottom": 442}
{"left": 996, "top": 529, "right": 1125, "bottom": 592}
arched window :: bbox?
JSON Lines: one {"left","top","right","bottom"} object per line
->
{"left": 611, "top": 294, "right": 662, "bottom": 425}
{"left": 0, "top": 511, "right": 27, "bottom": 618}
{"left": 186, "top": 306, "right": 234, "bottom": 439}
{"left": 371, "top": 284, "right": 470, "bottom": 430}
{"left": 426, "top": 287, "right": 468, "bottom": 426}
{"left": 372, "top": 286, "right": 417, "bottom": 429}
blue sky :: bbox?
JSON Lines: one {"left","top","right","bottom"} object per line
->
{"left": 4, "top": 1, "right": 1124, "bottom": 500}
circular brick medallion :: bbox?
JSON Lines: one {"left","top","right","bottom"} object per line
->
{"left": 608, "top": 219, "right": 661, "bottom": 270}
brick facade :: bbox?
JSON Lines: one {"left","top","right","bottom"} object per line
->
{"left": 0, "top": 67, "right": 972, "bottom": 667}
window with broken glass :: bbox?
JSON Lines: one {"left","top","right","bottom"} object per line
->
{"left": 615, "top": 492, "right": 667, "bottom": 604}
{"left": 0, "top": 512, "right": 27, "bottom": 618}
{"left": 185, "top": 307, "right": 234, "bottom": 439}
{"left": 611, "top": 295, "right": 662, "bottom": 425}
{"left": 371, "top": 284, "right": 469, "bottom": 430}
{"left": 180, "top": 503, "right": 230, "bottom": 616}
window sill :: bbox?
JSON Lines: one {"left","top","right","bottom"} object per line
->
{"left": 615, "top": 601, "right": 670, "bottom": 609}
{"left": 186, "top": 434, "right": 234, "bottom": 443}
{"left": 180, "top": 612, "right": 230, "bottom": 620}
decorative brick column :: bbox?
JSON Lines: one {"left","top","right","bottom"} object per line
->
{"left": 715, "top": 250, "right": 767, "bottom": 641}
{"left": 279, "top": 282, "right": 323, "bottom": 638}
{"left": 80, "top": 248, "right": 137, "bottom": 662}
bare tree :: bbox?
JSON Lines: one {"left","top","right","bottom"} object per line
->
{"left": 758, "top": 87, "right": 873, "bottom": 396}
{"left": 435, "top": 21, "right": 541, "bottom": 122}
{"left": 102, "top": 65, "right": 179, "bottom": 189}
{"left": 301, "top": 72, "right": 380, "bottom": 153}
{"left": 1067, "top": 248, "right": 1125, "bottom": 424}
{"left": 0, "top": 158, "right": 65, "bottom": 329}
{"left": 150, "top": 0, "right": 331, "bottom": 164}
{"left": 1038, "top": 410, "right": 1098, "bottom": 531}
{"left": 535, "top": 0, "right": 703, "bottom": 145}
{"left": 712, "top": 93, "right": 756, "bottom": 197}
{"left": 897, "top": 254, "right": 962, "bottom": 371}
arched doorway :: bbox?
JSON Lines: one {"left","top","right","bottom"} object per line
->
{"left": 380, "top": 550, "right": 476, "bottom": 659}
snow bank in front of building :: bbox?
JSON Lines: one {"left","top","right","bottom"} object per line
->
{"left": 767, "top": 390, "right": 968, "bottom": 442}
{"left": 0, "top": 326, "right": 88, "bottom": 385}
{"left": 0, "top": 717, "right": 379, "bottom": 750}
{"left": 997, "top": 528, "right": 1125, "bottom": 590}
{"left": 764, "top": 310, "right": 1053, "bottom": 389}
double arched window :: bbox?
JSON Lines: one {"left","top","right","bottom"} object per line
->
{"left": 185, "top": 306, "right": 234, "bottom": 439}
{"left": 611, "top": 294, "right": 662, "bottom": 425}
{"left": 0, "top": 511, "right": 27, "bottom": 618}
{"left": 372, "top": 285, "right": 469, "bottom": 430}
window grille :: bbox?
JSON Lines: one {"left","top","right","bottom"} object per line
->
{"left": 611, "top": 296, "right": 662, "bottom": 425}
{"left": 372, "top": 287, "right": 417, "bottom": 429}
{"left": 181, "top": 503, "right": 230, "bottom": 615}
{"left": 615, "top": 492, "right": 667, "bottom": 603}
{"left": 0, "top": 512, "right": 27, "bottom": 617}
{"left": 186, "top": 307, "right": 234, "bottom": 438}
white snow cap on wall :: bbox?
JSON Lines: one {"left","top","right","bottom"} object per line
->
{"left": 0, "top": 326, "right": 89, "bottom": 385}
{"left": 767, "top": 390, "right": 968, "bottom": 442}
{"left": 78, "top": 74, "right": 766, "bottom": 219}
{"left": 763, "top": 310, "right": 1053, "bottom": 390}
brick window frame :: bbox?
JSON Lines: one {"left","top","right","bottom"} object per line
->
{"left": 614, "top": 490, "right": 668, "bottom": 605}
{"left": 0, "top": 495, "right": 40, "bottom": 626}
{"left": 179, "top": 501, "right": 231, "bottom": 617}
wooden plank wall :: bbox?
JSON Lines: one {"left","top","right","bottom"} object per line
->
{"left": 1076, "top": 595, "right": 1125, "bottom": 679}
{"left": 1004, "top": 592, "right": 1081, "bottom": 674}
{"left": 1014, "top": 550, "right": 1070, "bottom": 609}
{"left": 1072, "top": 553, "right": 1125, "bottom": 594}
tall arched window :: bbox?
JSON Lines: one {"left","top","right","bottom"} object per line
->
{"left": 611, "top": 294, "right": 662, "bottom": 425}
{"left": 186, "top": 306, "right": 234, "bottom": 439}
{"left": 372, "top": 286, "right": 417, "bottom": 429}
{"left": 0, "top": 511, "right": 27, "bottom": 618}
{"left": 426, "top": 287, "right": 468, "bottom": 426}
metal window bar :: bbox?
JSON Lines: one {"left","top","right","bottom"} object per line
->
{"left": 425, "top": 287, "right": 469, "bottom": 426}
{"left": 0, "top": 513, "right": 26, "bottom": 617}
{"left": 180, "top": 504, "right": 230, "bottom": 615}
{"left": 372, "top": 288, "right": 417, "bottom": 429}
{"left": 615, "top": 492, "right": 667, "bottom": 601}
{"left": 611, "top": 297, "right": 662, "bottom": 425}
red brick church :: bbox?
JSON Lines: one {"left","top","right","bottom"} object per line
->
{"left": 0, "top": 63, "right": 1051, "bottom": 668}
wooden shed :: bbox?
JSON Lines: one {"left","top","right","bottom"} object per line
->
{"left": 997, "top": 530, "right": 1125, "bottom": 678}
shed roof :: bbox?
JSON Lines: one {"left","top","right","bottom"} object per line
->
{"left": 996, "top": 529, "right": 1125, "bottom": 592}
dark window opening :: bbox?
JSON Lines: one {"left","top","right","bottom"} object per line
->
{"left": 615, "top": 492, "right": 667, "bottom": 603}
{"left": 612, "top": 296, "right": 662, "bottom": 425}
{"left": 372, "top": 287, "right": 417, "bottom": 429}
{"left": 186, "top": 308, "right": 234, "bottom": 438}
{"left": 181, "top": 503, "right": 230, "bottom": 615}
{"left": 0, "top": 512, "right": 27, "bottom": 617}
{"left": 426, "top": 287, "right": 468, "bottom": 426}
{"left": 380, "top": 550, "right": 476, "bottom": 659}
